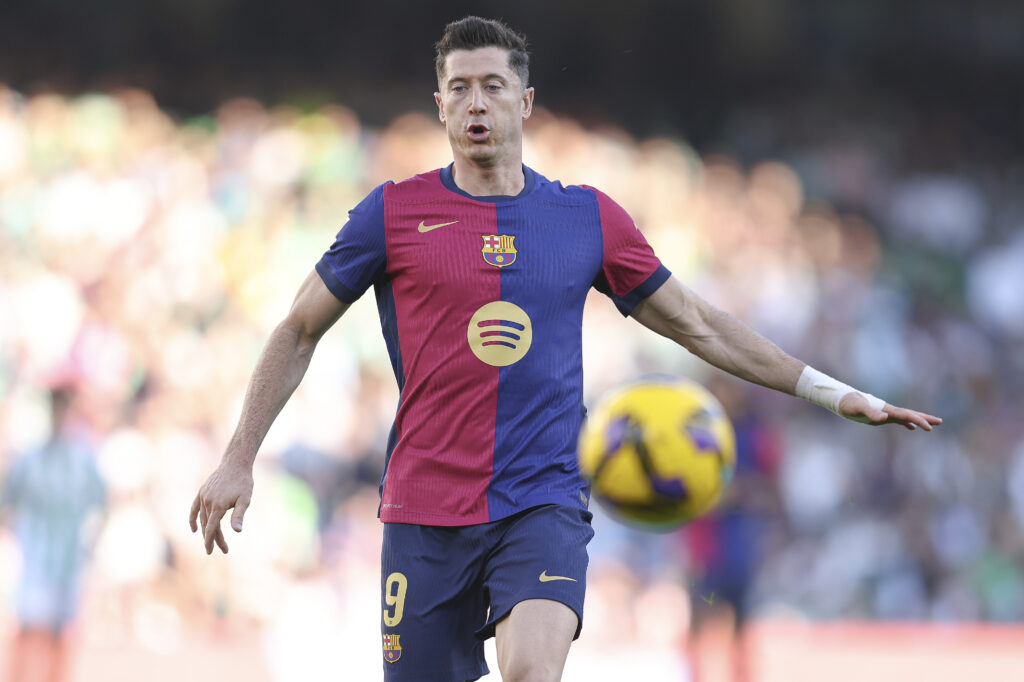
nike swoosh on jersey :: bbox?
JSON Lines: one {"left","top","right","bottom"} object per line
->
{"left": 418, "top": 220, "right": 459, "bottom": 233}
{"left": 538, "top": 570, "right": 577, "bottom": 583}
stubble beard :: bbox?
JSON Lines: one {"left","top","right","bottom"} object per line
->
{"left": 451, "top": 123, "right": 513, "bottom": 167}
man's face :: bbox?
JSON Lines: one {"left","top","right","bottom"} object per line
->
{"left": 435, "top": 47, "right": 534, "bottom": 167}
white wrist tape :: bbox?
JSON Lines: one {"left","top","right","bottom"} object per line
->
{"left": 795, "top": 366, "right": 886, "bottom": 423}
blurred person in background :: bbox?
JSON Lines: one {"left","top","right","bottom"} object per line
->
{"left": 685, "top": 379, "right": 783, "bottom": 682}
{"left": 1, "top": 384, "right": 107, "bottom": 682}
{"left": 190, "top": 14, "right": 940, "bottom": 682}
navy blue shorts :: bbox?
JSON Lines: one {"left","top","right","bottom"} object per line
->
{"left": 379, "top": 504, "right": 594, "bottom": 682}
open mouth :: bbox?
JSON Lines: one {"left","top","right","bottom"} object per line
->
{"left": 467, "top": 124, "right": 490, "bottom": 142}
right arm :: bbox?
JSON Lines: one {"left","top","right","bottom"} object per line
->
{"left": 189, "top": 270, "right": 349, "bottom": 554}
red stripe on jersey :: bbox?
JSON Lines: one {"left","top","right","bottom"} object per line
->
{"left": 380, "top": 172, "right": 500, "bottom": 524}
{"left": 585, "top": 185, "right": 662, "bottom": 298}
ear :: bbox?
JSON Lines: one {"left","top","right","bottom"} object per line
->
{"left": 434, "top": 91, "right": 445, "bottom": 123}
{"left": 521, "top": 87, "right": 535, "bottom": 121}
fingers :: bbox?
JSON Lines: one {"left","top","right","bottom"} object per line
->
{"left": 189, "top": 464, "right": 254, "bottom": 555}
{"left": 900, "top": 410, "right": 931, "bottom": 431}
{"left": 189, "top": 495, "right": 201, "bottom": 532}
{"left": 883, "top": 405, "right": 943, "bottom": 432}
{"left": 200, "top": 502, "right": 209, "bottom": 540}
{"left": 214, "top": 527, "right": 229, "bottom": 554}
{"left": 204, "top": 507, "right": 227, "bottom": 555}
{"left": 231, "top": 496, "right": 250, "bottom": 532}
{"left": 880, "top": 412, "right": 917, "bottom": 430}
{"left": 192, "top": 493, "right": 233, "bottom": 554}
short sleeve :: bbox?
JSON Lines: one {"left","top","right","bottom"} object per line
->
{"left": 585, "top": 186, "right": 672, "bottom": 316}
{"left": 315, "top": 183, "right": 390, "bottom": 303}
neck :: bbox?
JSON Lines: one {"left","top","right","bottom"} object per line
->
{"left": 450, "top": 154, "right": 525, "bottom": 197}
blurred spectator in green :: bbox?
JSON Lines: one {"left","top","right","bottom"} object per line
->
{"left": 1, "top": 385, "right": 107, "bottom": 682}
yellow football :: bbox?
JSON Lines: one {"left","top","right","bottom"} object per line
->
{"left": 578, "top": 377, "right": 736, "bottom": 530}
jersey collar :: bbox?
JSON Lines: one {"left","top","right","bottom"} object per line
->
{"left": 440, "top": 163, "right": 536, "bottom": 203}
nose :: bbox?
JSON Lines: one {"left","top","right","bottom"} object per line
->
{"left": 468, "top": 84, "right": 487, "bottom": 114}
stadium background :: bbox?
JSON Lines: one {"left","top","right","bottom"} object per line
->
{"left": 1, "top": 1, "right": 1023, "bottom": 680}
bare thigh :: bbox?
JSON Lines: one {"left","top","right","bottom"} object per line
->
{"left": 495, "top": 598, "right": 577, "bottom": 682}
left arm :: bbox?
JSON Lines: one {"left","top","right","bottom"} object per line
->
{"left": 630, "top": 276, "right": 942, "bottom": 431}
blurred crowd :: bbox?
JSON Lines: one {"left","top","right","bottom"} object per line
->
{"left": 0, "top": 83, "right": 1022, "bottom": 678}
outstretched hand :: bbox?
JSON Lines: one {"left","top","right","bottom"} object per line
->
{"left": 189, "top": 460, "right": 254, "bottom": 555}
{"left": 838, "top": 392, "right": 943, "bottom": 431}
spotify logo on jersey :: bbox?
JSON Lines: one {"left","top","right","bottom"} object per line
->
{"left": 467, "top": 301, "right": 533, "bottom": 367}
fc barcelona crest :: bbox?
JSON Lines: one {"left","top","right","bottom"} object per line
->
{"left": 383, "top": 633, "right": 403, "bottom": 663}
{"left": 482, "top": 234, "right": 517, "bottom": 268}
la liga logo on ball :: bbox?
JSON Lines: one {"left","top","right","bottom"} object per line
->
{"left": 578, "top": 377, "right": 736, "bottom": 531}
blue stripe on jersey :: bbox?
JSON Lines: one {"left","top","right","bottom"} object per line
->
{"left": 487, "top": 188, "right": 603, "bottom": 518}
{"left": 374, "top": 278, "right": 406, "bottom": 503}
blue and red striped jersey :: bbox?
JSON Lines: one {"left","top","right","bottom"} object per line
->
{"left": 316, "top": 165, "right": 670, "bottom": 525}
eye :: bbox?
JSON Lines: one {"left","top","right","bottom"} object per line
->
{"left": 451, "top": 84, "right": 467, "bottom": 94}
{"left": 486, "top": 84, "right": 502, "bottom": 92}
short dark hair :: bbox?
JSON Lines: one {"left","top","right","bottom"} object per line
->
{"left": 434, "top": 16, "right": 530, "bottom": 89}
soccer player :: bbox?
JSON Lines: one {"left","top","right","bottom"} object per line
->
{"left": 189, "top": 16, "right": 941, "bottom": 682}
